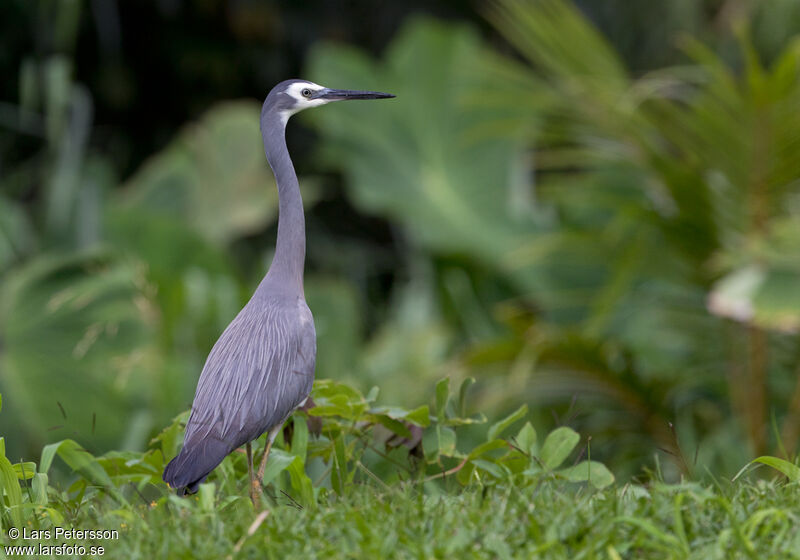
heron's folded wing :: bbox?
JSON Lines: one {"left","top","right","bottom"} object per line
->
{"left": 183, "top": 299, "right": 316, "bottom": 450}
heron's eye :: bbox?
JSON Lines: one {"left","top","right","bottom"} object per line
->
{"left": 301, "top": 88, "right": 312, "bottom": 98}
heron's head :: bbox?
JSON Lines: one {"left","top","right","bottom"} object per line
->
{"left": 266, "top": 79, "right": 394, "bottom": 124}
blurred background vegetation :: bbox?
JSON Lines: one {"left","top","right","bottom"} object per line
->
{"left": 1, "top": 0, "right": 799, "bottom": 482}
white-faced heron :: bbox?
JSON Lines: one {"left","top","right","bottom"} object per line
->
{"left": 163, "top": 79, "right": 394, "bottom": 505}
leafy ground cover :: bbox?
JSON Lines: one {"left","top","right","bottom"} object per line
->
{"left": 2, "top": 381, "right": 799, "bottom": 558}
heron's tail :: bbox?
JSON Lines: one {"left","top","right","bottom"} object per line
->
{"left": 163, "top": 437, "right": 231, "bottom": 494}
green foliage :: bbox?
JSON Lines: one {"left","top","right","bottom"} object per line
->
{"left": 0, "top": 379, "right": 616, "bottom": 533}
{"left": 0, "top": 438, "right": 24, "bottom": 530}
{"left": 39, "top": 440, "right": 127, "bottom": 504}
{"left": 734, "top": 455, "right": 800, "bottom": 482}
{"left": 475, "top": 0, "right": 800, "bottom": 473}
{"left": 539, "top": 426, "right": 580, "bottom": 470}
{"left": 307, "top": 19, "right": 537, "bottom": 269}
{"left": 1, "top": 384, "right": 794, "bottom": 558}
{"left": 319, "top": 1, "right": 800, "bottom": 476}
{"left": 119, "top": 102, "right": 284, "bottom": 246}
{"left": 3, "top": 2, "right": 800, "bottom": 555}
{"left": 1, "top": 390, "right": 798, "bottom": 557}
{"left": 0, "top": 252, "right": 155, "bottom": 452}
{"left": 2, "top": 0, "right": 799, "bottom": 514}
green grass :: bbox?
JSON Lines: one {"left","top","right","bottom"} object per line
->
{"left": 3, "top": 381, "right": 800, "bottom": 559}
{"left": 3, "top": 477, "right": 799, "bottom": 559}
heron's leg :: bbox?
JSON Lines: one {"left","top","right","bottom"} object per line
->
{"left": 256, "top": 424, "right": 283, "bottom": 484}
{"left": 246, "top": 442, "right": 254, "bottom": 480}
{"left": 246, "top": 442, "right": 258, "bottom": 507}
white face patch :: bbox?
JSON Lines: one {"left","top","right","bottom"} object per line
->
{"left": 279, "top": 81, "right": 330, "bottom": 124}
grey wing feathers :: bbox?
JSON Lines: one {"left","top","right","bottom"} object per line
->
{"left": 163, "top": 297, "right": 315, "bottom": 492}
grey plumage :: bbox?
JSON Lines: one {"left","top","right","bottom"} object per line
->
{"left": 163, "top": 79, "right": 393, "bottom": 496}
{"left": 162, "top": 296, "right": 315, "bottom": 492}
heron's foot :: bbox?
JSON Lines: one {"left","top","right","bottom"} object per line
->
{"left": 250, "top": 478, "right": 263, "bottom": 509}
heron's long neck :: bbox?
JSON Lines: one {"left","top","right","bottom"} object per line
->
{"left": 260, "top": 113, "right": 305, "bottom": 296}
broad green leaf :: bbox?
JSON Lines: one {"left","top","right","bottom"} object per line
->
{"left": 311, "top": 380, "right": 368, "bottom": 420}
{"left": 198, "top": 482, "right": 215, "bottom": 513}
{"left": 307, "top": 400, "right": 352, "bottom": 418}
{"left": 424, "top": 425, "right": 459, "bottom": 459}
{"left": 457, "top": 377, "right": 476, "bottom": 418}
{"left": 308, "top": 20, "right": 536, "bottom": 287}
{"left": 472, "top": 458, "right": 508, "bottom": 479}
{"left": 739, "top": 456, "right": 800, "bottom": 481}
{"left": 260, "top": 449, "right": 297, "bottom": 487}
{"left": 104, "top": 206, "right": 232, "bottom": 289}
{"left": 487, "top": 404, "right": 528, "bottom": 441}
{"left": 557, "top": 460, "right": 615, "bottom": 489}
{"left": 437, "top": 426, "right": 457, "bottom": 457}
{"left": 369, "top": 414, "right": 412, "bottom": 438}
{"left": 285, "top": 456, "right": 315, "bottom": 506}
{"left": 365, "top": 386, "right": 380, "bottom": 403}
{"left": 457, "top": 462, "right": 477, "bottom": 486}
{"left": 291, "top": 416, "right": 309, "bottom": 460}
{"left": 41, "top": 507, "right": 64, "bottom": 526}
{"left": 0, "top": 452, "right": 23, "bottom": 529}
{"left": 39, "top": 439, "right": 126, "bottom": 503}
{"left": 539, "top": 427, "right": 580, "bottom": 470}
{"left": 13, "top": 462, "right": 36, "bottom": 480}
{"left": 369, "top": 405, "right": 431, "bottom": 427}
{"left": 150, "top": 411, "right": 189, "bottom": 464}
{"left": 95, "top": 450, "right": 162, "bottom": 487}
{"left": 331, "top": 435, "right": 349, "bottom": 496}
{"left": 32, "top": 473, "right": 49, "bottom": 505}
{"left": 515, "top": 422, "right": 537, "bottom": 456}
{"left": 405, "top": 406, "right": 431, "bottom": 427}
{"left": 0, "top": 252, "right": 153, "bottom": 456}
{"left": 468, "top": 439, "right": 509, "bottom": 460}
{"left": 120, "top": 102, "right": 300, "bottom": 246}
{"left": 435, "top": 378, "right": 450, "bottom": 421}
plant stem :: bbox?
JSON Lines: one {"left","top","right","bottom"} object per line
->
{"left": 779, "top": 361, "right": 800, "bottom": 458}
{"left": 746, "top": 326, "right": 768, "bottom": 455}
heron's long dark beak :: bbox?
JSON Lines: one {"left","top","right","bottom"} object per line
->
{"left": 317, "top": 88, "right": 395, "bottom": 101}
